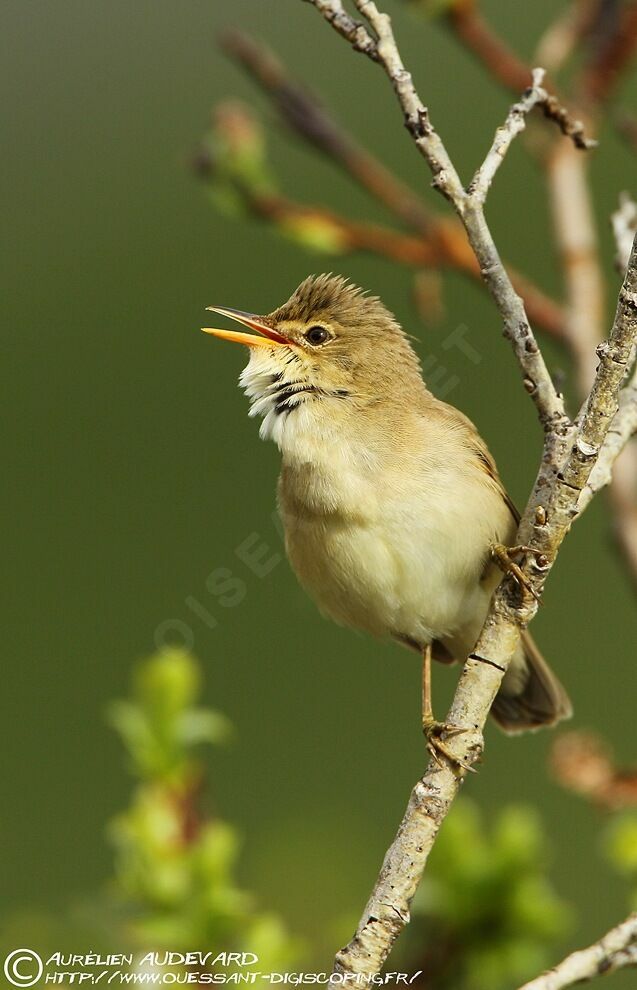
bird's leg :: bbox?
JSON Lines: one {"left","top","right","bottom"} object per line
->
{"left": 421, "top": 645, "right": 474, "bottom": 773}
{"left": 490, "top": 543, "right": 548, "bottom": 603}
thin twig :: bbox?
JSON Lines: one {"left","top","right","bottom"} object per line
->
{"left": 540, "top": 92, "right": 596, "bottom": 150}
{"left": 517, "top": 913, "right": 637, "bottom": 990}
{"left": 469, "top": 67, "right": 550, "bottom": 203}
{"left": 580, "top": 367, "right": 637, "bottom": 511}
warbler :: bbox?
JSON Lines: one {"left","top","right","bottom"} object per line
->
{"left": 203, "top": 274, "right": 571, "bottom": 764}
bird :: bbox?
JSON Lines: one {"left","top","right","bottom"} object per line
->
{"left": 202, "top": 274, "right": 572, "bottom": 767}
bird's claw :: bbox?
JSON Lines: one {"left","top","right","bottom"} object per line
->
{"left": 490, "top": 543, "right": 546, "bottom": 604}
{"left": 422, "top": 718, "right": 477, "bottom": 774}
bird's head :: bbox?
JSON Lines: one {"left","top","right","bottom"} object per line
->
{"left": 202, "top": 274, "right": 423, "bottom": 446}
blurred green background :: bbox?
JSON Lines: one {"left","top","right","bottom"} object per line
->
{"left": 2, "top": 0, "right": 637, "bottom": 980}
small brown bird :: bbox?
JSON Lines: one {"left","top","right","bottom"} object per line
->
{"left": 203, "top": 274, "right": 571, "bottom": 764}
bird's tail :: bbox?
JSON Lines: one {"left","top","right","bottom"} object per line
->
{"left": 491, "top": 631, "right": 572, "bottom": 733}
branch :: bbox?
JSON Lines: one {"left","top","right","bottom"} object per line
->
{"left": 304, "top": 1, "right": 636, "bottom": 977}
{"left": 468, "top": 69, "right": 595, "bottom": 204}
{"left": 517, "top": 914, "right": 637, "bottom": 990}
{"left": 580, "top": 366, "right": 637, "bottom": 511}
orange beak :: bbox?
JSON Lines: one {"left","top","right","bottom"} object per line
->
{"left": 202, "top": 306, "right": 289, "bottom": 348}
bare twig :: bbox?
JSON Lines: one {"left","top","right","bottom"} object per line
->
{"left": 606, "top": 196, "right": 637, "bottom": 586}
{"left": 517, "top": 913, "right": 637, "bottom": 990}
{"left": 468, "top": 67, "right": 549, "bottom": 203}
{"left": 539, "top": 93, "right": 596, "bottom": 150}
{"left": 466, "top": 68, "right": 595, "bottom": 204}
{"left": 305, "top": 0, "right": 636, "bottom": 977}
{"left": 581, "top": 367, "right": 637, "bottom": 511}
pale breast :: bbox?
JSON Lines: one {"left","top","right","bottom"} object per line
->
{"left": 278, "top": 440, "right": 515, "bottom": 647}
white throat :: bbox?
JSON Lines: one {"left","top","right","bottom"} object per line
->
{"left": 239, "top": 348, "right": 351, "bottom": 458}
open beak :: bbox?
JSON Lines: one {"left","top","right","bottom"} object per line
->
{"left": 202, "top": 306, "right": 289, "bottom": 348}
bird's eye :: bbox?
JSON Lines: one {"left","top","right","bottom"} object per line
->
{"left": 304, "top": 325, "right": 331, "bottom": 346}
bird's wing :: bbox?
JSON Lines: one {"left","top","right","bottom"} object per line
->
{"left": 429, "top": 436, "right": 518, "bottom": 668}
{"left": 471, "top": 434, "right": 520, "bottom": 525}
{"left": 428, "top": 394, "right": 520, "bottom": 526}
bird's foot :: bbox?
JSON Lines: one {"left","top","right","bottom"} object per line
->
{"left": 490, "top": 543, "right": 547, "bottom": 604}
{"left": 422, "top": 718, "right": 476, "bottom": 774}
